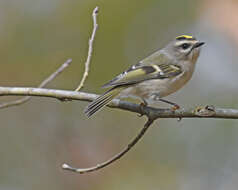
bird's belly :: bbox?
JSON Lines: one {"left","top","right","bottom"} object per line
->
{"left": 118, "top": 72, "right": 192, "bottom": 101}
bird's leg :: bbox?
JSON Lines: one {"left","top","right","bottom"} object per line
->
{"left": 152, "top": 93, "right": 180, "bottom": 111}
{"left": 152, "top": 93, "right": 181, "bottom": 121}
{"left": 159, "top": 98, "right": 180, "bottom": 111}
{"left": 138, "top": 98, "right": 148, "bottom": 117}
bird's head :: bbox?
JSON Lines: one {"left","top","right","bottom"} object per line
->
{"left": 165, "top": 35, "right": 205, "bottom": 63}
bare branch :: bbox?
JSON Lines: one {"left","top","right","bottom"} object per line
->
{"left": 1, "top": 5, "right": 236, "bottom": 176}
{"left": 0, "top": 86, "right": 238, "bottom": 174}
{"left": 38, "top": 59, "right": 72, "bottom": 88}
{"left": 0, "top": 59, "right": 72, "bottom": 109}
{"left": 0, "top": 87, "right": 237, "bottom": 120}
{"left": 75, "top": 6, "right": 99, "bottom": 91}
{"left": 62, "top": 118, "right": 154, "bottom": 174}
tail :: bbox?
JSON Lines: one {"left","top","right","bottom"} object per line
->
{"left": 84, "top": 86, "right": 124, "bottom": 117}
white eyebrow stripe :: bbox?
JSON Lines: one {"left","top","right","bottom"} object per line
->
{"left": 175, "top": 40, "right": 196, "bottom": 46}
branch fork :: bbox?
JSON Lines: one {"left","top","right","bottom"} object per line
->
{"left": 0, "top": 6, "right": 237, "bottom": 175}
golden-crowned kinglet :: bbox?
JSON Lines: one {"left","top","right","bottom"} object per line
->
{"left": 85, "top": 35, "right": 205, "bottom": 117}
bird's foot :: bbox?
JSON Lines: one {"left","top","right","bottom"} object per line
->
{"left": 171, "top": 104, "right": 180, "bottom": 112}
{"left": 138, "top": 99, "right": 148, "bottom": 117}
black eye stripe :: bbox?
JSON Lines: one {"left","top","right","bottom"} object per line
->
{"left": 180, "top": 43, "right": 191, "bottom": 50}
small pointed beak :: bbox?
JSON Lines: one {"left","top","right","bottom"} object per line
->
{"left": 193, "top": 42, "right": 205, "bottom": 49}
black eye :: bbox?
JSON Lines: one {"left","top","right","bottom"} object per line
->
{"left": 181, "top": 43, "right": 190, "bottom": 50}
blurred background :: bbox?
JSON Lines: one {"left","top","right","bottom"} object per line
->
{"left": 0, "top": 0, "right": 238, "bottom": 189}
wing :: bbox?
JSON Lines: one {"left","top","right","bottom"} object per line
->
{"left": 102, "top": 63, "right": 182, "bottom": 88}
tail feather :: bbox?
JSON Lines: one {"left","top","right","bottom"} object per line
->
{"left": 86, "top": 94, "right": 114, "bottom": 116}
{"left": 84, "top": 87, "right": 124, "bottom": 117}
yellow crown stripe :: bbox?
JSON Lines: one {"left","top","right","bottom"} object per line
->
{"left": 176, "top": 35, "right": 194, "bottom": 39}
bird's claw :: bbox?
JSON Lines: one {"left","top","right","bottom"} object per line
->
{"left": 138, "top": 102, "right": 147, "bottom": 117}
{"left": 171, "top": 104, "right": 180, "bottom": 112}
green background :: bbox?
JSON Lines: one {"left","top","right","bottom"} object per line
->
{"left": 1, "top": 0, "right": 238, "bottom": 189}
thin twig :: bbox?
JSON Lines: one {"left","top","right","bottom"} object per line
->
{"left": 62, "top": 118, "right": 154, "bottom": 174}
{"left": 0, "top": 59, "right": 72, "bottom": 109}
{"left": 75, "top": 6, "right": 99, "bottom": 91}
{"left": 0, "top": 4, "right": 236, "bottom": 176}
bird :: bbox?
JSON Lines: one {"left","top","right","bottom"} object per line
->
{"left": 85, "top": 35, "right": 205, "bottom": 117}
